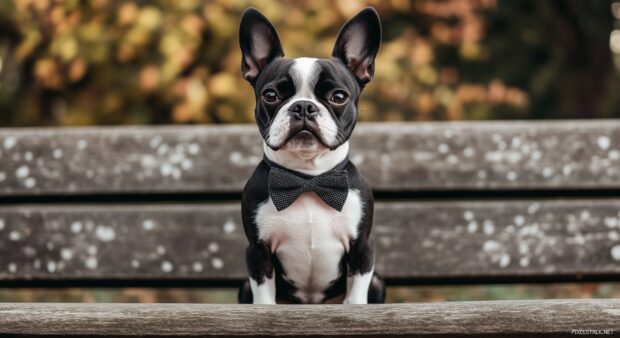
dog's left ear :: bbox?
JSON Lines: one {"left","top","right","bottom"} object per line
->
{"left": 239, "top": 8, "right": 284, "bottom": 84}
{"left": 332, "top": 7, "right": 381, "bottom": 87}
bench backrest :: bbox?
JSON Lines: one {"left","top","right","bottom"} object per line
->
{"left": 1, "top": 121, "right": 619, "bottom": 286}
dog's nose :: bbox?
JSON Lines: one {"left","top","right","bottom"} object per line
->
{"left": 290, "top": 100, "right": 319, "bottom": 120}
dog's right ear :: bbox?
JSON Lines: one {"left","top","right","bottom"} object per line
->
{"left": 239, "top": 8, "right": 284, "bottom": 84}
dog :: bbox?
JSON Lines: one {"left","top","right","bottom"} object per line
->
{"left": 237, "top": 7, "right": 384, "bottom": 304}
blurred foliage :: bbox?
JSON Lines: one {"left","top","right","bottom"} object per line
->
{"left": 2, "top": 283, "right": 620, "bottom": 303}
{"left": 0, "top": 0, "right": 618, "bottom": 126}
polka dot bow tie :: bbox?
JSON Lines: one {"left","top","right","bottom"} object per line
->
{"left": 264, "top": 157, "right": 350, "bottom": 212}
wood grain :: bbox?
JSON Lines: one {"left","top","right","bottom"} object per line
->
{"left": 2, "top": 199, "right": 620, "bottom": 283}
{"left": 0, "top": 300, "right": 619, "bottom": 337}
{"left": 2, "top": 121, "right": 620, "bottom": 195}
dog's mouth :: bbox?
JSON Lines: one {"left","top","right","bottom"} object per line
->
{"left": 270, "top": 125, "right": 329, "bottom": 150}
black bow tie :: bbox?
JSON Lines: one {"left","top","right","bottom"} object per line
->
{"left": 264, "top": 157, "right": 350, "bottom": 212}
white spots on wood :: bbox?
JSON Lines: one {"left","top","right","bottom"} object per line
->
{"left": 8, "top": 262, "right": 17, "bottom": 273}
{"left": 60, "top": 248, "right": 73, "bottom": 261}
{"left": 46, "top": 242, "right": 55, "bottom": 251}
{"left": 9, "top": 230, "right": 21, "bottom": 241}
{"left": 438, "top": 144, "right": 449, "bottom": 154}
{"left": 467, "top": 221, "right": 478, "bottom": 233}
{"left": 24, "top": 246, "right": 37, "bottom": 258}
{"left": 131, "top": 260, "right": 140, "bottom": 269}
{"left": 519, "top": 256, "right": 530, "bottom": 268}
{"left": 463, "top": 211, "right": 474, "bottom": 221}
{"left": 0, "top": 172, "right": 6, "bottom": 182}
{"left": 443, "top": 129, "right": 454, "bottom": 139}
{"left": 70, "top": 221, "right": 83, "bottom": 233}
{"left": 477, "top": 170, "right": 487, "bottom": 179}
{"left": 24, "top": 151, "right": 33, "bottom": 161}
{"left": 483, "top": 240, "right": 501, "bottom": 253}
{"left": 15, "top": 165, "right": 29, "bottom": 178}
{"left": 605, "top": 217, "right": 619, "bottom": 228}
{"left": 542, "top": 167, "right": 553, "bottom": 178}
{"left": 609, "top": 150, "right": 620, "bottom": 160}
{"left": 514, "top": 215, "right": 525, "bottom": 226}
{"left": 141, "top": 155, "right": 157, "bottom": 169}
{"left": 85, "top": 256, "right": 98, "bottom": 270}
{"left": 3, "top": 136, "right": 16, "bottom": 149}
{"left": 77, "top": 139, "right": 88, "bottom": 150}
{"left": 506, "top": 171, "right": 517, "bottom": 181}
{"left": 24, "top": 177, "right": 36, "bottom": 189}
{"left": 180, "top": 158, "right": 193, "bottom": 170}
{"left": 187, "top": 143, "right": 200, "bottom": 155}
{"left": 208, "top": 242, "right": 219, "bottom": 253}
{"left": 156, "top": 245, "right": 166, "bottom": 255}
{"left": 142, "top": 141, "right": 201, "bottom": 180}
{"left": 483, "top": 220, "right": 495, "bottom": 235}
{"left": 161, "top": 260, "right": 173, "bottom": 273}
{"left": 527, "top": 203, "right": 540, "bottom": 215}
{"left": 211, "top": 257, "right": 224, "bottom": 269}
{"left": 192, "top": 261, "right": 203, "bottom": 273}
{"left": 47, "top": 261, "right": 57, "bottom": 273}
{"left": 87, "top": 245, "right": 97, "bottom": 255}
{"left": 350, "top": 153, "right": 365, "bottom": 165}
{"left": 608, "top": 231, "right": 619, "bottom": 241}
{"left": 150, "top": 136, "right": 162, "bottom": 149}
{"left": 611, "top": 245, "right": 620, "bottom": 261}
{"left": 597, "top": 136, "right": 611, "bottom": 150}
{"left": 0, "top": 218, "right": 4, "bottom": 231}
{"left": 223, "top": 219, "right": 236, "bottom": 234}
{"left": 142, "top": 219, "right": 155, "bottom": 230}
{"left": 52, "top": 148, "right": 63, "bottom": 159}
{"left": 95, "top": 225, "right": 116, "bottom": 242}
{"left": 228, "top": 151, "right": 260, "bottom": 167}
{"left": 562, "top": 165, "right": 572, "bottom": 176}
{"left": 498, "top": 253, "right": 511, "bottom": 268}
{"left": 463, "top": 147, "right": 475, "bottom": 157}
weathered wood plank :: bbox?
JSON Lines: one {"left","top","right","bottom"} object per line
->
{"left": 2, "top": 121, "right": 620, "bottom": 195}
{"left": 2, "top": 199, "right": 620, "bottom": 283}
{"left": 1, "top": 300, "right": 619, "bottom": 337}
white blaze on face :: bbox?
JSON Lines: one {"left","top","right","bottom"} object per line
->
{"left": 266, "top": 58, "right": 339, "bottom": 149}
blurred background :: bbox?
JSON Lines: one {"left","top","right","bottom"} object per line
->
{"left": 1, "top": 0, "right": 620, "bottom": 303}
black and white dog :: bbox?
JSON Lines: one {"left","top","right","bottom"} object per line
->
{"left": 238, "top": 7, "right": 384, "bottom": 304}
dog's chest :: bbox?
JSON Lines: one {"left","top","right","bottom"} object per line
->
{"left": 255, "top": 190, "right": 362, "bottom": 303}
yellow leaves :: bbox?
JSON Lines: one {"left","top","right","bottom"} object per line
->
{"left": 69, "top": 58, "right": 87, "bottom": 82}
{"left": 208, "top": 73, "right": 237, "bottom": 99}
{"left": 52, "top": 35, "right": 79, "bottom": 61}
{"left": 139, "top": 65, "right": 161, "bottom": 92}
{"left": 33, "top": 58, "right": 63, "bottom": 89}
{"left": 137, "top": 6, "right": 162, "bottom": 31}
{"left": 117, "top": 2, "right": 139, "bottom": 26}
{"left": 3, "top": 0, "right": 531, "bottom": 126}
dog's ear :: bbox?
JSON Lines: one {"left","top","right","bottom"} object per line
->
{"left": 239, "top": 8, "right": 284, "bottom": 83}
{"left": 332, "top": 7, "right": 381, "bottom": 87}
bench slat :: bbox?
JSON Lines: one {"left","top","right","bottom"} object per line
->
{"left": 2, "top": 121, "right": 620, "bottom": 196}
{"left": 1, "top": 300, "right": 618, "bottom": 336}
{"left": 2, "top": 199, "right": 620, "bottom": 284}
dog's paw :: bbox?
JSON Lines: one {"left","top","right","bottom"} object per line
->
{"left": 343, "top": 298, "right": 367, "bottom": 305}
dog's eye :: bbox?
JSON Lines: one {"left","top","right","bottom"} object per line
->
{"left": 330, "top": 90, "right": 349, "bottom": 105}
{"left": 262, "top": 89, "right": 279, "bottom": 103}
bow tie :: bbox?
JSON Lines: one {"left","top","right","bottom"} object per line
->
{"left": 265, "top": 158, "right": 350, "bottom": 212}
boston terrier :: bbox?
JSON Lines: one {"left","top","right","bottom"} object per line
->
{"left": 237, "top": 7, "right": 385, "bottom": 304}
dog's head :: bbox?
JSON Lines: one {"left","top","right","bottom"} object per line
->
{"left": 239, "top": 8, "right": 381, "bottom": 153}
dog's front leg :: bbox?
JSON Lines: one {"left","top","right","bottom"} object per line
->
{"left": 343, "top": 238, "right": 375, "bottom": 304}
{"left": 246, "top": 243, "right": 276, "bottom": 304}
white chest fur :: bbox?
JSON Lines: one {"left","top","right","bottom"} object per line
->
{"left": 255, "top": 189, "right": 362, "bottom": 303}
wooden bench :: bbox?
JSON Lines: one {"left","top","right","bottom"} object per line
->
{"left": 1, "top": 121, "right": 620, "bottom": 336}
